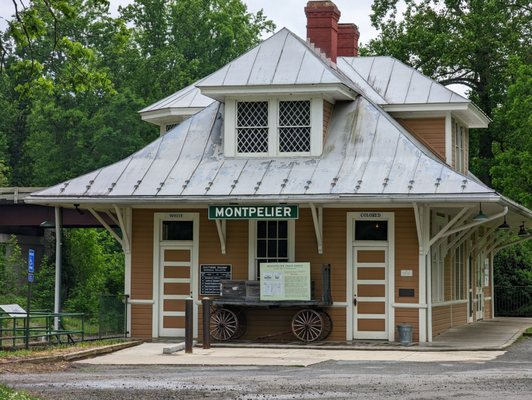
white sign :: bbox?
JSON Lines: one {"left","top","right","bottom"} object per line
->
{"left": 0, "top": 304, "right": 27, "bottom": 317}
{"left": 401, "top": 269, "right": 413, "bottom": 277}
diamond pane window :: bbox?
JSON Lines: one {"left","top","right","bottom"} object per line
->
{"left": 237, "top": 101, "right": 269, "bottom": 153}
{"left": 278, "top": 100, "right": 311, "bottom": 153}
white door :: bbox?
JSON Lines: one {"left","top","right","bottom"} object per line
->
{"left": 158, "top": 244, "right": 194, "bottom": 337}
{"left": 353, "top": 246, "right": 388, "bottom": 339}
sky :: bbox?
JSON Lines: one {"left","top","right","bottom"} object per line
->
{"left": 0, "top": 0, "right": 385, "bottom": 45}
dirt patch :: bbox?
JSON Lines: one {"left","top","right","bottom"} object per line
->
{"left": 0, "top": 361, "right": 70, "bottom": 374}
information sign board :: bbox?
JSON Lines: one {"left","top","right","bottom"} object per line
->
{"left": 0, "top": 304, "right": 27, "bottom": 317}
{"left": 28, "top": 249, "right": 35, "bottom": 273}
{"left": 200, "top": 264, "right": 232, "bottom": 295}
{"left": 260, "top": 262, "right": 311, "bottom": 301}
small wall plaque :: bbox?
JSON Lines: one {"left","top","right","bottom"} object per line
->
{"left": 401, "top": 269, "right": 413, "bottom": 277}
{"left": 399, "top": 288, "right": 415, "bottom": 297}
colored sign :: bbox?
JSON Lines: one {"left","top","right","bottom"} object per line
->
{"left": 200, "top": 264, "right": 232, "bottom": 295}
{"left": 28, "top": 273, "right": 34, "bottom": 283}
{"left": 208, "top": 205, "right": 298, "bottom": 220}
{"left": 28, "top": 249, "right": 35, "bottom": 274}
{"left": 260, "top": 262, "right": 311, "bottom": 301}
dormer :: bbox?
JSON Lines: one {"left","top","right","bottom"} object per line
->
{"left": 139, "top": 82, "right": 215, "bottom": 136}
{"left": 196, "top": 28, "right": 357, "bottom": 158}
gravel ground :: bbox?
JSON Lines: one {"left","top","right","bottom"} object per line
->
{"left": 2, "top": 337, "right": 532, "bottom": 400}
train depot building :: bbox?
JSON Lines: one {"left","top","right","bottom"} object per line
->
{"left": 28, "top": 1, "right": 531, "bottom": 344}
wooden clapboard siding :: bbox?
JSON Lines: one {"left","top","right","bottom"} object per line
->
{"left": 452, "top": 302, "right": 467, "bottom": 327}
{"left": 397, "top": 118, "right": 446, "bottom": 161}
{"left": 323, "top": 100, "right": 334, "bottom": 144}
{"left": 131, "top": 304, "right": 152, "bottom": 338}
{"left": 394, "top": 209, "right": 419, "bottom": 304}
{"left": 130, "top": 209, "right": 156, "bottom": 338}
{"left": 395, "top": 308, "right": 419, "bottom": 342}
{"left": 485, "top": 300, "right": 492, "bottom": 319}
{"left": 130, "top": 207, "right": 421, "bottom": 341}
{"left": 432, "top": 304, "right": 451, "bottom": 337}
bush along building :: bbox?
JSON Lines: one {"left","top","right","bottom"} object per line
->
{"left": 28, "top": 1, "right": 531, "bottom": 343}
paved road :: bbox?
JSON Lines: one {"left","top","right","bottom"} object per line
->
{"left": 4, "top": 337, "right": 532, "bottom": 400}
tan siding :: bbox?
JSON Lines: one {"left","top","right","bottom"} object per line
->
{"left": 395, "top": 308, "right": 419, "bottom": 342}
{"left": 432, "top": 305, "right": 451, "bottom": 337}
{"left": 451, "top": 302, "right": 467, "bottom": 327}
{"left": 131, "top": 207, "right": 422, "bottom": 341}
{"left": 394, "top": 209, "right": 419, "bottom": 304}
{"left": 323, "top": 101, "right": 334, "bottom": 146}
{"left": 397, "top": 118, "right": 446, "bottom": 161}
{"left": 131, "top": 304, "right": 152, "bottom": 338}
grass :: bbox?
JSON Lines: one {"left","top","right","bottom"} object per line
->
{"left": 0, "top": 338, "right": 127, "bottom": 360}
{"left": 0, "top": 384, "right": 42, "bottom": 400}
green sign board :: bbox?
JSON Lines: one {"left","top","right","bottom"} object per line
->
{"left": 260, "top": 262, "right": 311, "bottom": 301}
{"left": 208, "top": 205, "right": 298, "bottom": 220}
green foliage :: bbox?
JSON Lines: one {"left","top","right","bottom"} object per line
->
{"left": 0, "top": 236, "right": 27, "bottom": 306}
{"left": 364, "top": 0, "right": 531, "bottom": 184}
{"left": 32, "top": 256, "right": 56, "bottom": 311}
{"left": 121, "top": 0, "right": 275, "bottom": 103}
{"left": 62, "top": 229, "right": 124, "bottom": 317}
{"left": 494, "top": 242, "right": 532, "bottom": 287}
{"left": 0, "top": 385, "right": 42, "bottom": 400}
{"left": 490, "top": 58, "right": 532, "bottom": 209}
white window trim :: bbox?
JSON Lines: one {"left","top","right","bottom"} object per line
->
{"left": 247, "top": 219, "right": 295, "bottom": 280}
{"left": 224, "top": 96, "right": 323, "bottom": 158}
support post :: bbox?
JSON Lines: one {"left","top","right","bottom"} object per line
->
{"left": 202, "top": 297, "right": 211, "bottom": 349}
{"left": 185, "top": 297, "right": 194, "bottom": 353}
{"left": 54, "top": 206, "right": 62, "bottom": 330}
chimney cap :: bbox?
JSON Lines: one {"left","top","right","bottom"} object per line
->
{"left": 305, "top": 1, "right": 341, "bottom": 16}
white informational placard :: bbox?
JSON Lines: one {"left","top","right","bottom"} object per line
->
{"left": 484, "top": 258, "right": 490, "bottom": 287}
{"left": 0, "top": 304, "right": 27, "bottom": 317}
{"left": 260, "top": 262, "right": 311, "bottom": 301}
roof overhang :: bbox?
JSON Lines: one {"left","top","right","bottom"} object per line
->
{"left": 382, "top": 102, "right": 490, "bottom": 128}
{"left": 139, "top": 107, "right": 206, "bottom": 126}
{"left": 197, "top": 84, "right": 358, "bottom": 103}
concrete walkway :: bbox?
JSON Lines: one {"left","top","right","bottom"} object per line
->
{"left": 428, "top": 317, "right": 532, "bottom": 350}
{"left": 77, "top": 317, "right": 532, "bottom": 367}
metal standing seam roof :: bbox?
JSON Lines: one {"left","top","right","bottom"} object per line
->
{"left": 138, "top": 81, "right": 214, "bottom": 114}
{"left": 30, "top": 96, "right": 494, "bottom": 202}
{"left": 337, "top": 56, "right": 468, "bottom": 105}
{"left": 197, "top": 28, "right": 350, "bottom": 89}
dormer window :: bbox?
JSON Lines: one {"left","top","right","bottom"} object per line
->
{"left": 237, "top": 101, "right": 269, "bottom": 153}
{"left": 279, "top": 100, "right": 311, "bottom": 153}
{"left": 225, "top": 97, "right": 323, "bottom": 157}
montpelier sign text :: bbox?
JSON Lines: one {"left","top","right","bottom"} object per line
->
{"left": 208, "top": 205, "right": 299, "bottom": 220}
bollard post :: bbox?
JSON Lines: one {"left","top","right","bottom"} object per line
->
{"left": 202, "top": 297, "right": 211, "bottom": 349}
{"left": 185, "top": 297, "right": 193, "bottom": 354}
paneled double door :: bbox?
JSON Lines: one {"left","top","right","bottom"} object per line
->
{"left": 353, "top": 246, "right": 388, "bottom": 340}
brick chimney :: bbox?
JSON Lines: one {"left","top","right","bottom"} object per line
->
{"left": 305, "top": 1, "right": 341, "bottom": 62}
{"left": 338, "top": 23, "right": 359, "bottom": 57}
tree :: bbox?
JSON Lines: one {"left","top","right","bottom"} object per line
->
{"left": 364, "top": 0, "right": 531, "bottom": 184}
{"left": 120, "top": 0, "right": 275, "bottom": 103}
{"left": 490, "top": 58, "right": 532, "bottom": 208}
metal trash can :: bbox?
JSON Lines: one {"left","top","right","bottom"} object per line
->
{"left": 397, "top": 324, "right": 413, "bottom": 346}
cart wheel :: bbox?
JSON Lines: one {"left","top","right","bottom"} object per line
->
{"left": 210, "top": 308, "right": 246, "bottom": 341}
{"left": 291, "top": 308, "right": 326, "bottom": 342}
{"left": 318, "top": 310, "right": 333, "bottom": 340}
